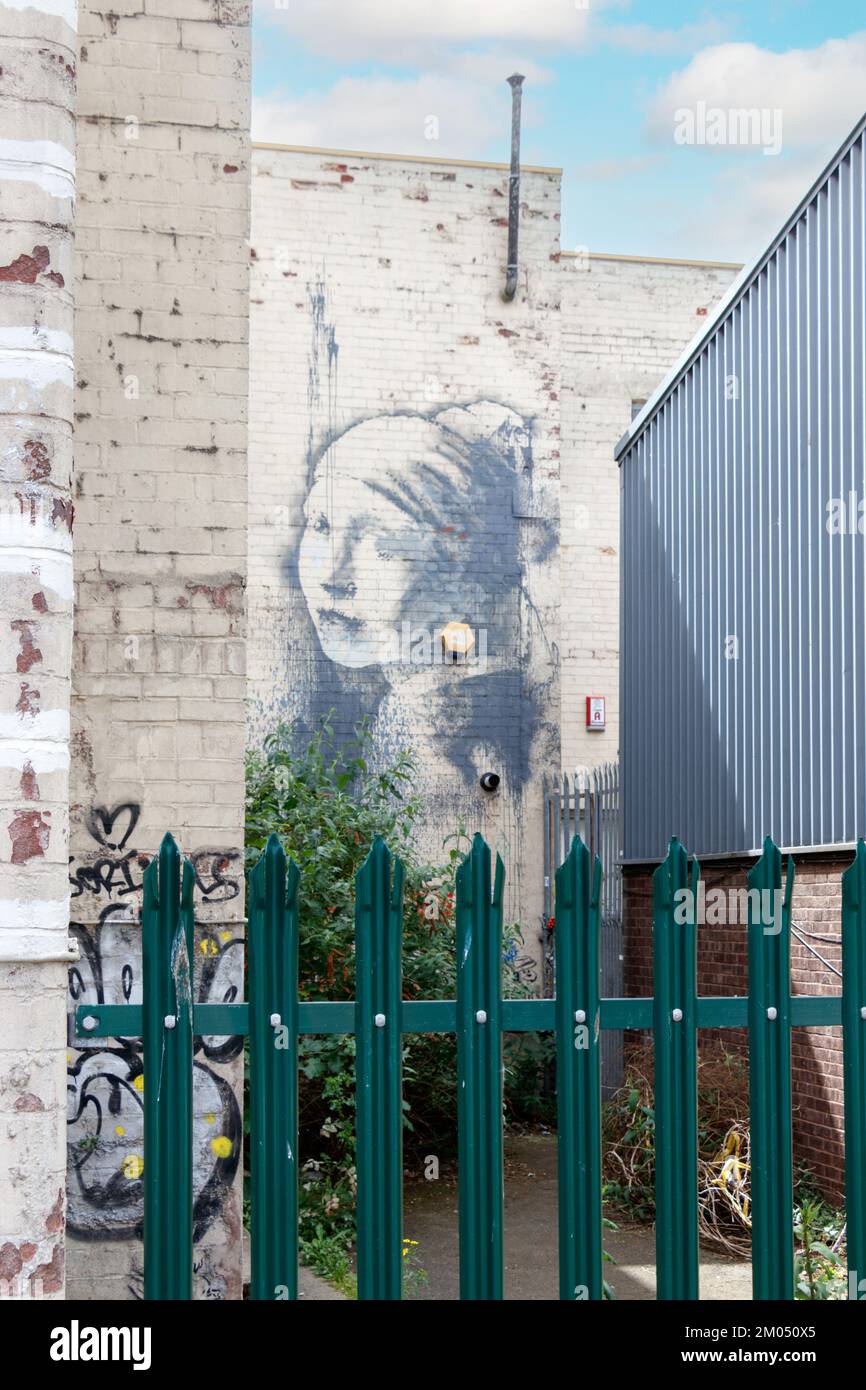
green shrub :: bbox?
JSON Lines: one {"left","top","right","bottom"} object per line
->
{"left": 245, "top": 717, "right": 531, "bottom": 1277}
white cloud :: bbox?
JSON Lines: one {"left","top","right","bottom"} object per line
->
{"left": 646, "top": 35, "right": 866, "bottom": 153}
{"left": 661, "top": 145, "right": 841, "bottom": 262}
{"left": 252, "top": 70, "right": 526, "bottom": 158}
{"left": 253, "top": 0, "right": 599, "bottom": 63}
{"left": 602, "top": 19, "right": 727, "bottom": 55}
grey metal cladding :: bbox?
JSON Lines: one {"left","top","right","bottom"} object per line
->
{"left": 618, "top": 114, "right": 866, "bottom": 863}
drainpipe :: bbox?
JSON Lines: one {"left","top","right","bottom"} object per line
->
{"left": 503, "top": 73, "right": 525, "bottom": 302}
{"left": 0, "top": 0, "right": 77, "bottom": 1298}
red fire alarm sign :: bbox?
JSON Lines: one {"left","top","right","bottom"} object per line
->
{"left": 586, "top": 696, "right": 605, "bottom": 730}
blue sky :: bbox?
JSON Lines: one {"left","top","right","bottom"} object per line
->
{"left": 251, "top": 1, "right": 866, "bottom": 263}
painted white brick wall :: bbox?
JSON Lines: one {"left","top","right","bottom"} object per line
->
{"left": 249, "top": 146, "right": 562, "bottom": 969}
{"left": 67, "top": 0, "right": 251, "bottom": 1300}
{"left": 249, "top": 150, "right": 740, "bottom": 956}
{"left": 560, "top": 253, "right": 740, "bottom": 773}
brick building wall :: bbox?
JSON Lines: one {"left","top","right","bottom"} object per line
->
{"left": 0, "top": 0, "right": 77, "bottom": 1299}
{"left": 624, "top": 857, "right": 846, "bottom": 1200}
{"left": 559, "top": 252, "right": 740, "bottom": 772}
{"left": 248, "top": 145, "right": 562, "bottom": 974}
{"left": 66, "top": 0, "right": 251, "bottom": 1299}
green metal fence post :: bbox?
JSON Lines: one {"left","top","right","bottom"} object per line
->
{"left": 248, "top": 833, "right": 300, "bottom": 1301}
{"left": 653, "top": 838, "right": 700, "bottom": 1300}
{"left": 457, "top": 833, "right": 505, "bottom": 1300}
{"left": 842, "top": 839, "right": 866, "bottom": 1300}
{"left": 555, "top": 835, "right": 603, "bottom": 1300}
{"left": 355, "top": 836, "right": 404, "bottom": 1300}
{"left": 142, "top": 832, "right": 194, "bottom": 1300}
{"left": 748, "top": 837, "right": 794, "bottom": 1300}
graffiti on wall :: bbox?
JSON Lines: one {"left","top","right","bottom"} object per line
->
{"left": 66, "top": 803, "right": 243, "bottom": 1245}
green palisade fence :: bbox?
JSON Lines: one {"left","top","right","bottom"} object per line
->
{"left": 142, "top": 832, "right": 195, "bottom": 1301}
{"left": 355, "top": 836, "right": 404, "bottom": 1300}
{"left": 842, "top": 840, "right": 866, "bottom": 1299}
{"left": 652, "top": 838, "right": 699, "bottom": 1300}
{"left": 248, "top": 833, "right": 299, "bottom": 1301}
{"left": 74, "top": 831, "right": 866, "bottom": 1302}
{"left": 748, "top": 838, "right": 795, "bottom": 1300}
{"left": 456, "top": 834, "right": 505, "bottom": 1300}
{"left": 554, "top": 833, "right": 603, "bottom": 1300}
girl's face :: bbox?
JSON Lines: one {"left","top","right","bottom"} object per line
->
{"left": 298, "top": 409, "right": 523, "bottom": 673}
{"left": 299, "top": 471, "right": 427, "bottom": 669}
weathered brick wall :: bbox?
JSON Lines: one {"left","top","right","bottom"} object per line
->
{"left": 67, "top": 0, "right": 251, "bottom": 1299}
{"left": 560, "top": 253, "right": 740, "bottom": 772}
{"left": 624, "top": 857, "right": 846, "bottom": 1201}
{"left": 0, "top": 0, "right": 77, "bottom": 1299}
{"left": 248, "top": 146, "right": 562, "bottom": 975}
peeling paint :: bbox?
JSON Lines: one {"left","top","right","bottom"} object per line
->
{"left": 0, "top": 137, "right": 75, "bottom": 200}
{"left": 0, "top": 245, "right": 52, "bottom": 285}
{"left": 20, "top": 760, "right": 39, "bottom": 799}
{"left": 11, "top": 619, "right": 43, "bottom": 673}
{"left": 8, "top": 808, "right": 51, "bottom": 863}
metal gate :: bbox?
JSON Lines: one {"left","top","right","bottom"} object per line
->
{"left": 544, "top": 763, "right": 623, "bottom": 1096}
{"left": 75, "top": 829, "right": 866, "bottom": 1301}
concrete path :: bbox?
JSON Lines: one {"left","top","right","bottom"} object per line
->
{"left": 403, "top": 1132, "right": 752, "bottom": 1301}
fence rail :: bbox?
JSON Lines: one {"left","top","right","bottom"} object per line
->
{"left": 76, "top": 831, "right": 866, "bottom": 1302}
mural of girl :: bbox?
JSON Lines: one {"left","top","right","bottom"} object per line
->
{"left": 293, "top": 400, "right": 558, "bottom": 798}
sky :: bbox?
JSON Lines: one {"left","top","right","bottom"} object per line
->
{"left": 251, "top": 1, "right": 866, "bottom": 264}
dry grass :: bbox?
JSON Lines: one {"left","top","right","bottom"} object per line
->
{"left": 603, "top": 1050, "right": 753, "bottom": 1256}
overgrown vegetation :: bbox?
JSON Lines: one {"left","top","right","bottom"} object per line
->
{"left": 602, "top": 1051, "right": 847, "bottom": 1298}
{"left": 245, "top": 718, "right": 536, "bottom": 1286}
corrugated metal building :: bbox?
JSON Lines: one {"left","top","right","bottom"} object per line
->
{"left": 617, "top": 111, "right": 866, "bottom": 865}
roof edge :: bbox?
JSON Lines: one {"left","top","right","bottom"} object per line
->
{"left": 562, "top": 250, "right": 743, "bottom": 270}
{"left": 615, "top": 108, "right": 866, "bottom": 463}
{"left": 251, "top": 141, "right": 561, "bottom": 176}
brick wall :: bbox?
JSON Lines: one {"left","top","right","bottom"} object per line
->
{"left": 0, "top": 0, "right": 77, "bottom": 1299}
{"left": 624, "top": 856, "right": 846, "bottom": 1200}
{"left": 66, "top": 0, "right": 251, "bottom": 1299}
{"left": 560, "top": 253, "right": 739, "bottom": 772}
{"left": 248, "top": 146, "right": 562, "bottom": 972}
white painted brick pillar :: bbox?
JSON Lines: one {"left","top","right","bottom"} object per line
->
{"left": 0, "top": 0, "right": 77, "bottom": 1297}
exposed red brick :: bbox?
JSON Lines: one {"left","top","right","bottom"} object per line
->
{"left": 0, "top": 1244, "right": 22, "bottom": 1279}
{"left": 20, "top": 761, "right": 39, "bottom": 800}
{"left": 14, "top": 1093, "right": 44, "bottom": 1112}
{"left": 16, "top": 682, "right": 40, "bottom": 716}
{"left": 0, "top": 245, "right": 50, "bottom": 283}
{"left": 15, "top": 491, "right": 38, "bottom": 524}
{"left": 19, "top": 1243, "right": 36, "bottom": 1261}
{"left": 51, "top": 497, "right": 74, "bottom": 531}
{"left": 11, "top": 619, "right": 42, "bottom": 673}
{"left": 223, "top": 164, "right": 239, "bottom": 173}
{"left": 24, "top": 439, "right": 51, "bottom": 480}
{"left": 45, "top": 1189, "right": 63, "bottom": 1234}
{"left": 32, "top": 591, "right": 47, "bottom": 613}
{"left": 34, "top": 1242, "right": 63, "bottom": 1294}
{"left": 8, "top": 809, "right": 51, "bottom": 863}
